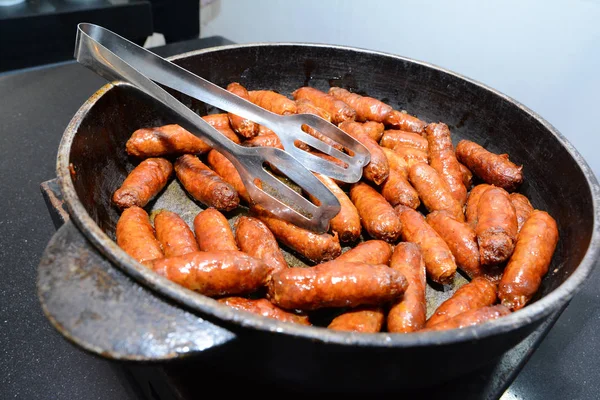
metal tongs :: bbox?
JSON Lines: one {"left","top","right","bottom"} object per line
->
{"left": 75, "top": 23, "right": 370, "bottom": 233}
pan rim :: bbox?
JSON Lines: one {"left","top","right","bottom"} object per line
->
{"left": 56, "top": 42, "right": 600, "bottom": 348}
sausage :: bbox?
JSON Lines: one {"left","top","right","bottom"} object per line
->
{"left": 475, "top": 187, "right": 518, "bottom": 266}
{"left": 361, "top": 121, "right": 386, "bottom": 142}
{"left": 249, "top": 90, "right": 297, "bottom": 115}
{"left": 465, "top": 184, "right": 492, "bottom": 228}
{"left": 242, "top": 133, "right": 284, "bottom": 150}
{"left": 426, "top": 122, "right": 467, "bottom": 206}
{"left": 384, "top": 110, "right": 427, "bottom": 134}
{"left": 459, "top": 162, "right": 473, "bottom": 189}
{"left": 257, "top": 124, "right": 276, "bottom": 136}
{"left": 380, "top": 147, "right": 409, "bottom": 178}
{"left": 395, "top": 205, "right": 457, "bottom": 284}
{"left": 327, "top": 306, "right": 385, "bottom": 333}
{"left": 116, "top": 206, "right": 164, "bottom": 264}
{"left": 425, "top": 277, "right": 497, "bottom": 328}
{"left": 125, "top": 124, "right": 212, "bottom": 157}
{"left": 408, "top": 162, "right": 464, "bottom": 222}
{"left": 380, "top": 149, "right": 420, "bottom": 209}
{"left": 154, "top": 210, "right": 199, "bottom": 257}
{"left": 112, "top": 158, "right": 173, "bottom": 209}
{"left": 386, "top": 243, "right": 427, "bottom": 333}
{"left": 149, "top": 250, "right": 270, "bottom": 297}
{"left": 329, "top": 87, "right": 392, "bottom": 122}
{"left": 193, "top": 208, "right": 238, "bottom": 252}
{"left": 225, "top": 83, "right": 259, "bottom": 138}
{"left": 510, "top": 193, "right": 534, "bottom": 233}
{"left": 202, "top": 114, "right": 242, "bottom": 144}
{"left": 234, "top": 216, "right": 288, "bottom": 276}
{"left": 174, "top": 154, "right": 240, "bottom": 211}
{"left": 339, "top": 120, "right": 389, "bottom": 185}
{"left": 456, "top": 140, "right": 523, "bottom": 192}
{"left": 380, "top": 130, "right": 428, "bottom": 152}
{"left": 292, "top": 86, "right": 357, "bottom": 124}
{"left": 267, "top": 261, "right": 408, "bottom": 310}
{"left": 218, "top": 297, "right": 311, "bottom": 325}
{"left": 499, "top": 210, "right": 559, "bottom": 311}
{"left": 206, "top": 149, "right": 250, "bottom": 203}
{"left": 426, "top": 210, "right": 483, "bottom": 279}
{"left": 350, "top": 182, "right": 402, "bottom": 243}
{"left": 391, "top": 145, "right": 429, "bottom": 166}
{"left": 423, "top": 305, "right": 511, "bottom": 331}
{"left": 335, "top": 239, "right": 393, "bottom": 265}
{"left": 295, "top": 98, "right": 345, "bottom": 152}
{"left": 251, "top": 206, "right": 342, "bottom": 264}
{"left": 309, "top": 173, "right": 361, "bottom": 243}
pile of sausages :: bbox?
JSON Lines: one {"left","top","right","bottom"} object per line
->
{"left": 111, "top": 82, "right": 559, "bottom": 333}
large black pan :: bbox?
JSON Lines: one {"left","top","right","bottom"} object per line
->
{"left": 40, "top": 43, "right": 600, "bottom": 391}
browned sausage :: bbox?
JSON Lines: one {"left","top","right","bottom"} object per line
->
{"left": 339, "top": 121, "right": 389, "bottom": 185}
{"left": 395, "top": 205, "right": 457, "bottom": 284}
{"left": 295, "top": 98, "right": 345, "bottom": 152}
{"left": 154, "top": 210, "right": 199, "bottom": 257}
{"left": 456, "top": 140, "right": 523, "bottom": 192}
{"left": 423, "top": 305, "right": 511, "bottom": 331}
{"left": 327, "top": 306, "right": 385, "bottom": 333}
{"left": 426, "top": 210, "right": 483, "bottom": 279}
{"left": 193, "top": 208, "right": 238, "bottom": 252}
{"left": 202, "top": 114, "right": 242, "bottom": 144}
{"left": 226, "top": 82, "right": 259, "bottom": 138}
{"left": 335, "top": 240, "right": 393, "bottom": 265}
{"left": 206, "top": 149, "right": 250, "bottom": 204}
{"left": 116, "top": 206, "right": 164, "bottom": 264}
{"left": 126, "top": 124, "right": 212, "bottom": 157}
{"left": 510, "top": 193, "right": 534, "bottom": 233}
{"left": 459, "top": 162, "right": 473, "bottom": 189}
{"left": 249, "top": 90, "right": 297, "bottom": 115}
{"left": 425, "top": 277, "right": 497, "bottom": 328}
{"left": 292, "top": 86, "right": 357, "bottom": 124}
{"left": 361, "top": 121, "right": 386, "bottom": 142}
{"left": 465, "top": 184, "right": 492, "bottom": 228}
{"left": 174, "top": 154, "right": 240, "bottom": 211}
{"left": 234, "top": 216, "right": 288, "bottom": 276}
{"left": 329, "top": 87, "right": 393, "bottom": 122}
{"left": 386, "top": 242, "right": 427, "bottom": 333}
{"left": 350, "top": 182, "right": 402, "bottom": 243}
{"left": 251, "top": 206, "right": 342, "bottom": 264}
{"left": 408, "top": 162, "right": 464, "bottom": 222}
{"left": 218, "top": 297, "right": 311, "bottom": 325}
{"left": 242, "top": 133, "right": 284, "bottom": 150}
{"left": 112, "top": 158, "right": 173, "bottom": 209}
{"left": 267, "top": 261, "right": 408, "bottom": 310}
{"left": 499, "top": 210, "right": 559, "bottom": 311}
{"left": 475, "top": 187, "right": 518, "bottom": 266}
{"left": 380, "top": 130, "right": 428, "bottom": 152}
{"left": 309, "top": 173, "right": 361, "bottom": 243}
{"left": 426, "top": 123, "right": 467, "bottom": 206}
{"left": 384, "top": 110, "right": 427, "bottom": 134}
{"left": 381, "top": 147, "right": 409, "bottom": 178}
{"left": 391, "top": 145, "right": 429, "bottom": 166}
{"left": 380, "top": 149, "right": 420, "bottom": 209}
{"left": 149, "top": 250, "right": 270, "bottom": 297}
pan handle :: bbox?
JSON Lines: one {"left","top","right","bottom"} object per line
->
{"left": 37, "top": 219, "right": 236, "bottom": 361}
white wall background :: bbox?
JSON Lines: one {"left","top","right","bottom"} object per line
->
{"left": 200, "top": 0, "right": 600, "bottom": 176}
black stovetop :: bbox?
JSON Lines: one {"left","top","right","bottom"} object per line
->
{"left": 1, "top": 36, "right": 599, "bottom": 400}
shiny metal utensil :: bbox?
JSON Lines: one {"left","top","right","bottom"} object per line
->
{"left": 74, "top": 23, "right": 371, "bottom": 233}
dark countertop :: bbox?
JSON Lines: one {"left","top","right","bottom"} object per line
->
{"left": 0, "top": 35, "right": 598, "bottom": 399}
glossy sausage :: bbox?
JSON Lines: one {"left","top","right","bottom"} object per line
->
{"left": 380, "top": 149, "right": 420, "bottom": 209}
{"left": 459, "top": 162, "right": 473, "bottom": 189}
{"left": 408, "top": 162, "right": 464, "bottom": 221}
{"left": 292, "top": 86, "right": 357, "bottom": 124}
{"left": 380, "top": 130, "right": 428, "bottom": 152}
{"left": 423, "top": 305, "right": 511, "bottom": 331}
{"left": 361, "top": 121, "right": 386, "bottom": 142}
{"left": 335, "top": 239, "right": 393, "bottom": 265}
{"left": 174, "top": 154, "right": 240, "bottom": 211}
{"left": 218, "top": 297, "right": 310, "bottom": 325}
{"left": 510, "top": 192, "right": 534, "bottom": 233}
{"left": 465, "top": 184, "right": 492, "bottom": 228}
{"left": 234, "top": 216, "right": 288, "bottom": 276}
{"left": 295, "top": 98, "right": 345, "bottom": 152}
{"left": 391, "top": 145, "right": 429, "bottom": 166}
{"left": 350, "top": 182, "right": 402, "bottom": 243}
{"left": 154, "top": 209, "right": 199, "bottom": 257}
{"left": 202, "top": 114, "right": 242, "bottom": 144}
{"left": 226, "top": 82, "right": 259, "bottom": 138}
{"left": 193, "top": 208, "right": 238, "bottom": 252}
{"left": 206, "top": 149, "right": 250, "bottom": 203}
{"left": 499, "top": 210, "right": 559, "bottom": 311}
{"left": 125, "top": 124, "right": 211, "bottom": 157}
{"left": 267, "top": 261, "right": 408, "bottom": 310}
{"left": 327, "top": 306, "right": 385, "bottom": 333}
{"left": 386, "top": 242, "right": 427, "bottom": 333}
{"left": 113, "top": 158, "right": 173, "bottom": 209}
{"left": 384, "top": 110, "right": 427, "bottom": 134}
{"left": 395, "top": 205, "right": 457, "bottom": 284}
{"left": 249, "top": 90, "right": 297, "bottom": 115}
{"left": 242, "top": 133, "right": 284, "bottom": 150}
{"left": 456, "top": 140, "right": 523, "bottom": 192}
{"left": 329, "top": 87, "right": 393, "bottom": 122}
{"left": 150, "top": 250, "right": 270, "bottom": 297}
{"left": 116, "top": 206, "right": 164, "bottom": 264}
{"left": 339, "top": 120, "right": 389, "bottom": 185}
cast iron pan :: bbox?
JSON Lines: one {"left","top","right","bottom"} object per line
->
{"left": 38, "top": 43, "right": 600, "bottom": 391}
